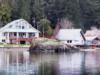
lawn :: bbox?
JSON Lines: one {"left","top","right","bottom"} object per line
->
{"left": 0, "top": 44, "right": 30, "bottom": 47}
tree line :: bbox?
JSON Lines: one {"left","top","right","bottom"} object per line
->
{"left": 0, "top": 0, "right": 100, "bottom": 31}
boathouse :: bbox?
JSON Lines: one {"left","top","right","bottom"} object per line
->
{"left": 85, "top": 36, "right": 100, "bottom": 46}
{"left": 56, "top": 29, "right": 86, "bottom": 46}
{"left": 0, "top": 19, "right": 40, "bottom": 44}
{"left": 85, "top": 30, "right": 100, "bottom": 46}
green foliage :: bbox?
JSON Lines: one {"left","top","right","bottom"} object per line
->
{"left": 1, "top": 0, "right": 100, "bottom": 30}
{"left": 32, "top": 0, "right": 46, "bottom": 20}
{"left": 19, "top": 0, "right": 31, "bottom": 21}
{"left": 39, "top": 18, "right": 53, "bottom": 36}
{"left": 0, "top": 3, "right": 11, "bottom": 26}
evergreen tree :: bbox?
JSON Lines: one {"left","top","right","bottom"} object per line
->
{"left": 39, "top": 18, "right": 53, "bottom": 36}
{"left": 0, "top": 0, "right": 100, "bottom": 29}
{"left": 0, "top": 2, "right": 11, "bottom": 27}
{"left": 19, "top": 0, "right": 31, "bottom": 21}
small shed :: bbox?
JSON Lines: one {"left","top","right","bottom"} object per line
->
{"left": 85, "top": 30, "right": 100, "bottom": 46}
{"left": 85, "top": 36, "right": 100, "bottom": 46}
{"left": 56, "top": 29, "right": 85, "bottom": 45}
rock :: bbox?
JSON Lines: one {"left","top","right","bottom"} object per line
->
{"left": 29, "top": 37, "right": 79, "bottom": 53}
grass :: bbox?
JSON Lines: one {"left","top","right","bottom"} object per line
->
{"left": 0, "top": 44, "right": 30, "bottom": 47}
{"left": 32, "top": 37, "right": 64, "bottom": 46}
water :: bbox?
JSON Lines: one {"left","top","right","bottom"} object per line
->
{"left": 0, "top": 50, "right": 100, "bottom": 75}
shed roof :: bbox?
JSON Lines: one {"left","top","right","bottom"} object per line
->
{"left": 85, "top": 30, "right": 100, "bottom": 39}
{"left": 56, "top": 29, "right": 84, "bottom": 40}
{"left": 85, "top": 36, "right": 98, "bottom": 41}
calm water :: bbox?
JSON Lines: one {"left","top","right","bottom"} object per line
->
{"left": 0, "top": 50, "right": 100, "bottom": 75}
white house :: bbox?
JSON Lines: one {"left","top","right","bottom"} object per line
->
{"left": 0, "top": 19, "right": 40, "bottom": 44}
{"left": 85, "top": 30, "right": 100, "bottom": 45}
{"left": 85, "top": 36, "right": 100, "bottom": 45}
{"left": 56, "top": 29, "right": 85, "bottom": 45}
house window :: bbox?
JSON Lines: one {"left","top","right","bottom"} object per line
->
{"left": 14, "top": 33, "right": 17, "bottom": 36}
{"left": 70, "top": 40, "right": 72, "bottom": 43}
{"left": 19, "top": 33, "right": 26, "bottom": 38}
{"left": 2, "top": 40, "right": 5, "bottom": 42}
{"left": 29, "top": 33, "right": 35, "bottom": 38}
{"left": 3, "top": 32, "right": 7, "bottom": 36}
{"left": 22, "top": 26, "right": 25, "bottom": 29}
{"left": 9, "top": 25, "right": 12, "bottom": 28}
{"left": 67, "top": 40, "right": 72, "bottom": 43}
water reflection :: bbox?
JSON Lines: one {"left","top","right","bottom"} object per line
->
{"left": 58, "top": 53, "right": 83, "bottom": 75}
{"left": 0, "top": 51, "right": 100, "bottom": 75}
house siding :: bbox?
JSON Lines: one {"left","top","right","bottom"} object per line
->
{"left": 0, "top": 19, "right": 40, "bottom": 44}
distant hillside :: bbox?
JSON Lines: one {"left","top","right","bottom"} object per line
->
{"left": 0, "top": 0, "right": 100, "bottom": 30}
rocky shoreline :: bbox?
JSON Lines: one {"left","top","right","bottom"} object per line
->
{"left": 29, "top": 38, "right": 79, "bottom": 53}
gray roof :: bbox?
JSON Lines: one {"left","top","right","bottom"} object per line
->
{"left": 56, "top": 29, "right": 84, "bottom": 40}
{"left": 0, "top": 19, "right": 40, "bottom": 33}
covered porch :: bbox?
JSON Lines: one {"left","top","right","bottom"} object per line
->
{"left": 3, "top": 32, "right": 36, "bottom": 44}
